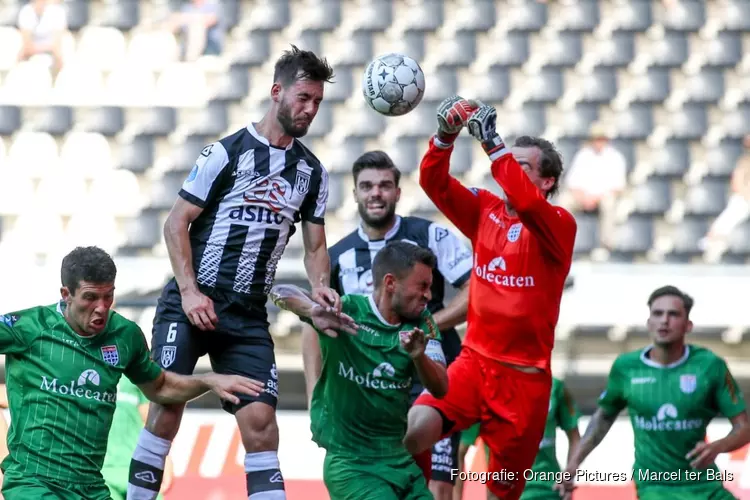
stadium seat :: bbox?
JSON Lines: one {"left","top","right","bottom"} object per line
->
{"left": 629, "top": 178, "right": 672, "bottom": 216}
{"left": 0, "top": 27, "right": 22, "bottom": 71}
{"left": 211, "top": 65, "right": 251, "bottom": 102}
{"left": 590, "top": 32, "right": 635, "bottom": 68}
{"left": 89, "top": 169, "right": 143, "bottom": 217}
{"left": 724, "top": 222, "right": 750, "bottom": 262}
{"left": 117, "top": 134, "right": 155, "bottom": 173}
{"left": 475, "top": 32, "right": 529, "bottom": 69}
{"left": 65, "top": 0, "right": 90, "bottom": 31}
{"left": 0, "top": 60, "right": 53, "bottom": 106}
{"left": 703, "top": 139, "right": 744, "bottom": 179}
{"left": 575, "top": 68, "right": 618, "bottom": 104}
{"left": 573, "top": 213, "right": 599, "bottom": 256}
{"left": 75, "top": 27, "right": 127, "bottom": 71}
{"left": 391, "top": 0, "right": 443, "bottom": 34}
{"left": 326, "top": 174, "right": 344, "bottom": 212}
{"left": 628, "top": 67, "right": 670, "bottom": 104}
{"left": 718, "top": 0, "right": 750, "bottom": 31}
{"left": 645, "top": 140, "right": 689, "bottom": 179}
{"left": 119, "top": 211, "right": 162, "bottom": 256}
{"left": 658, "top": 0, "right": 705, "bottom": 32}
{"left": 448, "top": 136, "right": 473, "bottom": 175}
{"left": 665, "top": 104, "right": 708, "bottom": 140}
{"left": 291, "top": 0, "right": 341, "bottom": 33}
{"left": 6, "top": 211, "right": 65, "bottom": 255}
{"left": 0, "top": 105, "right": 21, "bottom": 135}
{"left": 95, "top": 0, "right": 140, "bottom": 31}
{"left": 155, "top": 63, "right": 209, "bottom": 108}
{"left": 521, "top": 67, "right": 564, "bottom": 104}
{"left": 720, "top": 102, "right": 750, "bottom": 139}
{"left": 0, "top": 171, "right": 34, "bottom": 216}
{"left": 51, "top": 64, "right": 105, "bottom": 106}
{"left": 60, "top": 132, "right": 113, "bottom": 178}
{"left": 547, "top": 0, "right": 599, "bottom": 32}
{"left": 387, "top": 137, "right": 419, "bottom": 174}
{"left": 341, "top": 0, "right": 392, "bottom": 34}
{"left": 147, "top": 172, "right": 186, "bottom": 211}
{"left": 35, "top": 168, "right": 87, "bottom": 216}
{"left": 647, "top": 31, "right": 689, "bottom": 68}
{"left": 535, "top": 32, "right": 583, "bottom": 69}
{"left": 64, "top": 212, "right": 122, "bottom": 255}
{"left": 127, "top": 31, "right": 179, "bottom": 71}
{"left": 422, "top": 66, "right": 458, "bottom": 104}
{"left": 177, "top": 102, "right": 228, "bottom": 138}
{"left": 446, "top": 0, "right": 496, "bottom": 34}
{"left": 609, "top": 216, "right": 654, "bottom": 260}
{"left": 7, "top": 131, "right": 59, "bottom": 178}
{"left": 679, "top": 68, "right": 725, "bottom": 104}
{"left": 23, "top": 105, "right": 74, "bottom": 137}
{"left": 325, "top": 31, "right": 373, "bottom": 67}
{"left": 305, "top": 102, "right": 333, "bottom": 139}
{"left": 683, "top": 180, "right": 729, "bottom": 217}
{"left": 664, "top": 217, "right": 708, "bottom": 262}
{"left": 321, "top": 138, "right": 366, "bottom": 174}
{"left": 167, "top": 134, "right": 212, "bottom": 174}
{"left": 503, "top": 1, "right": 547, "bottom": 32}
{"left": 461, "top": 66, "right": 510, "bottom": 104}
{"left": 75, "top": 106, "right": 125, "bottom": 137}
{"left": 549, "top": 103, "right": 599, "bottom": 139}
{"left": 104, "top": 65, "right": 156, "bottom": 107}
{"left": 607, "top": 104, "right": 653, "bottom": 140}
{"left": 605, "top": 0, "right": 652, "bottom": 33}
{"left": 231, "top": 30, "right": 272, "bottom": 67}
{"left": 703, "top": 31, "right": 743, "bottom": 69}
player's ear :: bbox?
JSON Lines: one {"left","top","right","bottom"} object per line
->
{"left": 270, "top": 82, "right": 283, "bottom": 103}
{"left": 383, "top": 273, "right": 396, "bottom": 292}
{"left": 395, "top": 186, "right": 401, "bottom": 203}
{"left": 685, "top": 320, "right": 693, "bottom": 334}
{"left": 60, "top": 286, "right": 70, "bottom": 303}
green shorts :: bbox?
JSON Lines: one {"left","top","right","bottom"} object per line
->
{"left": 323, "top": 452, "right": 432, "bottom": 500}
{"left": 637, "top": 481, "right": 737, "bottom": 500}
{"left": 102, "top": 466, "right": 163, "bottom": 500}
{"left": 2, "top": 471, "right": 112, "bottom": 500}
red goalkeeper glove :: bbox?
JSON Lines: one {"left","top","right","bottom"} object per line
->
{"left": 434, "top": 96, "right": 478, "bottom": 147}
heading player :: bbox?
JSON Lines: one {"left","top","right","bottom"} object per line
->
{"left": 560, "top": 286, "right": 750, "bottom": 500}
{"left": 128, "top": 46, "right": 339, "bottom": 500}
{"left": 403, "top": 97, "right": 577, "bottom": 500}
{"left": 300, "top": 150, "right": 471, "bottom": 500}
{"left": 0, "top": 246, "right": 263, "bottom": 500}
{"left": 271, "top": 240, "right": 449, "bottom": 500}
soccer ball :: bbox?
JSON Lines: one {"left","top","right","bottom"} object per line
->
{"left": 362, "top": 53, "right": 426, "bottom": 116}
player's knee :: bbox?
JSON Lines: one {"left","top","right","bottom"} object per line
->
{"left": 236, "top": 401, "right": 278, "bottom": 452}
{"left": 404, "top": 405, "right": 443, "bottom": 454}
{"left": 145, "top": 402, "right": 186, "bottom": 441}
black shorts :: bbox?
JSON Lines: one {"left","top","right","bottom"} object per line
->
{"left": 151, "top": 280, "right": 278, "bottom": 414}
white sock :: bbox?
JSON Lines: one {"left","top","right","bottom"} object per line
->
{"left": 245, "top": 451, "right": 286, "bottom": 499}
{"left": 127, "top": 429, "right": 172, "bottom": 500}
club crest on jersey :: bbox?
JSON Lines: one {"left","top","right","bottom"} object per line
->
{"left": 101, "top": 345, "right": 119, "bottom": 366}
{"left": 161, "top": 346, "right": 177, "bottom": 368}
{"left": 507, "top": 223, "right": 523, "bottom": 242}
{"left": 680, "top": 374, "right": 697, "bottom": 394}
{"left": 294, "top": 171, "right": 311, "bottom": 196}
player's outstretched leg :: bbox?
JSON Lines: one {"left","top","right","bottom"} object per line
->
{"left": 127, "top": 402, "right": 184, "bottom": 499}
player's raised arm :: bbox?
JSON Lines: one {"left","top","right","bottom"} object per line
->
{"left": 687, "top": 359, "right": 750, "bottom": 469}
{"left": 270, "top": 284, "right": 358, "bottom": 338}
{"left": 419, "top": 96, "right": 482, "bottom": 241}
{"left": 164, "top": 142, "right": 232, "bottom": 331}
{"left": 467, "top": 105, "right": 577, "bottom": 265}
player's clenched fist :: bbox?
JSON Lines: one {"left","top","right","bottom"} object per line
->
{"left": 436, "top": 96, "right": 479, "bottom": 145}
{"left": 400, "top": 327, "right": 427, "bottom": 359}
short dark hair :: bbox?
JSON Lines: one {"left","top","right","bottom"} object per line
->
{"left": 513, "top": 136, "right": 564, "bottom": 198}
{"left": 372, "top": 241, "right": 436, "bottom": 287}
{"left": 352, "top": 150, "right": 402, "bottom": 187}
{"left": 647, "top": 285, "right": 694, "bottom": 317}
{"left": 273, "top": 45, "right": 335, "bottom": 87}
{"left": 61, "top": 246, "right": 117, "bottom": 295}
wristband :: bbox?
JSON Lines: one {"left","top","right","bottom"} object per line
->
{"left": 481, "top": 135, "right": 510, "bottom": 161}
{"left": 433, "top": 135, "right": 453, "bottom": 149}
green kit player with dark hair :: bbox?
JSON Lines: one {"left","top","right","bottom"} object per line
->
{"left": 560, "top": 285, "right": 750, "bottom": 500}
{"left": 270, "top": 240, "right": 449, "bottom": 500}
{"left": 0, "top": 246, "right": 265, "bottom": 500}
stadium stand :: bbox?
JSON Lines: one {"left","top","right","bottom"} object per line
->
{"left": 1, "top": 0, "right": 750, "bottom": 415}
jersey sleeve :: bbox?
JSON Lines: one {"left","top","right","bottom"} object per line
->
{"left": 712, "top": 358, "right": 746, "bottom": 419}
{"left": 489, "top": 151, "right": 577, "bottom": 265}
{"left": 0, "top": 313, "right": 31, "bottom": 354}
{"left": 300, "top": 166, "right": 329, "bottom": 225}
{"left": 427, "top": 222, "right": 473, "bottom": 287}
{"left": 419, "top": 137, "right": 484, "bottom": 242}
{"left": 420, "top": 312, "right": 446, "bottom": 366}
{"left": 124, "top": 324, "right": 163, "bottom": 385}
{"left": 178, "top": 142, "right": 232, "bottom": 209}
{"left": 556, "top": 381, "right": 582, "bottom": 432}
{"left": 597, "top": 357, "right": 628, "bottom": 416}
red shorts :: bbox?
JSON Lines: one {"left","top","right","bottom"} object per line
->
{"left": 414, "top": 347, "right": 552, "bottom": 500}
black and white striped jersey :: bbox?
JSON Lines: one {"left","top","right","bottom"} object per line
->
{"left": 328, "top": 215, "right": 473, "bottom": 366}
{"left": 179, "top": 124, "right": 328, "bottom": 308}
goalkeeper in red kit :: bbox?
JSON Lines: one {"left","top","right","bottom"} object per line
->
{"left": 403, "top": 97, "right": 577, "bottom": 500}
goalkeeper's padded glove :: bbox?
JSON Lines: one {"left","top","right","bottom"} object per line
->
{"left": 467, "top": 104, "right": 508, "bottom": 161}
{"left": 435, "top": 96, "right": 478, "bottom": 147}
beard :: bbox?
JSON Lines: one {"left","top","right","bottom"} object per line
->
{"left": 277, "top": 100, "right": 310, "bottom": 138}
{"left": 392, "top": 291, "right": 423, "bottom": 322}
{"left": 357, "top": 200, "right": 397, "bottom": 229}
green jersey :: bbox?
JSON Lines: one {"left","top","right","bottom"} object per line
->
{"left": 0, "top": 303, "right": 162, "bottom": 484}
{"left": 598, "top": 345, "right": 746, "bottom": 488}
{"left": 103, "top": 377, "right": 149, "bottom": 469}
{"left": 309, "top": 294, "right": 445, "bottom": 460}
{"left": 524, "top": 378, "right": 580, "bottom": 489}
